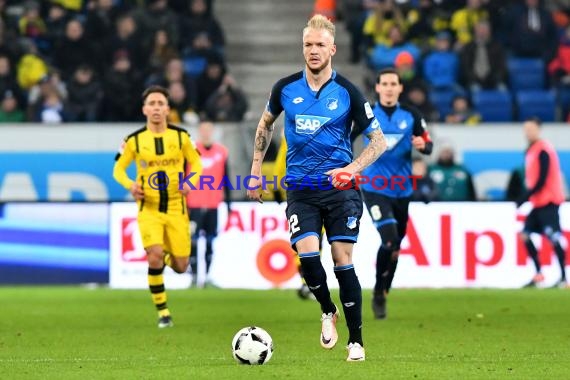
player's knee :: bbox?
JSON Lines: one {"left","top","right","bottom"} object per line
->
{"left": 391, "top": 250, "right": 400, "bottom": 261}
{"left": 519, "top": 231, "right": 530, "bottom": 242}
{"left": 171, "top": 257, "right": 189, "bottom": 273}
{"left": 545, "top": 229, "right": 562, "bottom": 245}
{"left": 146, "top": 246, "right": 164, "bottom": 266}
{"left": 379, "top": 225, "right": 399, "bottom": 250}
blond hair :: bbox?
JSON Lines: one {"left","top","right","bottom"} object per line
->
{"left": 303, "top": 14, "right": 335, "bottom": 40}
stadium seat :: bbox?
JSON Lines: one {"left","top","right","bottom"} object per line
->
{"left": 471, "top": 90, "right": 513, "bottom": 122}
{"left": 429, "top": 89, "right": 458, "bottom": 120}
{"left": 516, "top": 90, "right": 557, "bottom": 121}
{"left": 507, "top": 58, "right": 545, "bottom": 91}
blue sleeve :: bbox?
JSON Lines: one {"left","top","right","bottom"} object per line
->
{"left": 335, "top": 74, "right": 380, "bottom": 136}
{"left": 266, "top": 81, "right": 283, "bottom": 116}
{"left": 266, "top": 72, "right": 303, "bottom": 116}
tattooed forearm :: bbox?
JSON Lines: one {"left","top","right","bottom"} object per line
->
{"left": 353, "top": 129, "right": 386, "bottom": 172}
{"left": 255, "top": 132, "right": 268, "bottom": 152}
{"left": 251, "top": 110, "right": 277, "bottom": 167}
{"left": 261, "top": 112, "right": 276, "bottom": 131}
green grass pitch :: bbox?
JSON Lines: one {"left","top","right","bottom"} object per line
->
{"left": 0, "top": 287, "right": 569, "bottom": 379}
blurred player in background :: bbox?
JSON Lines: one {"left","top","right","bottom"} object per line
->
{"left": 352, "top": 68, "right": 433, "bottom": 319}
{"left": 247, "top": 15, "right": 386, "bottom": 361}
{"left": 113, "top": 85, "right": 203, "bottom": 328}
{"left": 517, "top": 117, "right": 567, "bottom": 288}
{"left": 186, "top": 120, "right": 230, "bottom": 287}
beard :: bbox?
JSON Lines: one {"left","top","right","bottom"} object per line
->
{"left": 306, "top": 56, "right": 330, "bottom": 75}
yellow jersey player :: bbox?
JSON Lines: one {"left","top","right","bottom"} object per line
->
{"left": 113, "top": 85, "right": 203, "bottom": 328}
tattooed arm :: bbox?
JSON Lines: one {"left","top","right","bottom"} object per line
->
{"left": 247, "top": 110, "right": 277, "bottom": 202}
{"left": 326, "top": 129, "right": 387, "bottom": 187}
{"left": 351, "top": 129, "right": 386, "bottom": 172}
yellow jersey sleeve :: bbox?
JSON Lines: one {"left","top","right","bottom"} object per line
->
{"left": 182, "top": 133, "right": 202, "bottom": 187}
{"left": 113, "top": 136, "right": 136, "bottom": 190}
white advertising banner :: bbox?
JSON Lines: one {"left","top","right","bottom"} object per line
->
{"left": 109, "top": 203, "right": 191, "bottom": 289}
{"left": 210, "top": 202, "right": 569, "bottom": 289}
{"left": 109, "top": 202, "right": 569, "bottom": 289}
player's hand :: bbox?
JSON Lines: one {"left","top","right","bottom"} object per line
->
{"left": 325, "top": 167, "right": 355, "bottom": 189}
{"left": 247, "top": 175, "right": 267, "bottom": 203}
{"left": 412, "top": 136, "right": 426, "bottom": 151}
{"left": 130, "top": 183, "right": 144, "bottom": 200}
{"left": 179, "top": 181, "right": 192, "bottom": 196}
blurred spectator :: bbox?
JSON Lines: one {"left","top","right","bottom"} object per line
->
{"left": 27, "top": 72, "right": 68, "bottom": 121}
{"left": 148, "top": 29, "right": 179, "bottom": 75}
{"left": 131, "top": 0, "right": 179, "bottom": 50}
{"left": 53, "top": 0, "right": 82, "bottom": 12}
{"left": 16, "top": 39, "right": 48, "bottom": 90}
{"left": 179, "top": 0, "right": 225, "bottom": 54}
{"left": 406, "top": 0, "right": 450, "bottom": 51}
{"left": 428, "top": 144, "right": 477, "bottom": 201}
{"left": 394, "top": 51, "right": 429, "bottom": 102}
{"left": 0, "top": 90, "right": 25, "bottom": 122}
{"left": 338, "top": 0, "right": 376, "bottom": 63}
{"left": 363, "top": 0, "right": 407, "bottom": 49}
{"left": 65, "top": 64, "right": 103, "bottom": 122}
{"left": 146, "top": 57, "right": 198, "bottom": 107}
{"left": 444, "top": 94, "right": 481, "bottom": 124}
{"left": 18, "top": 1, "right": 47, "bottom": 48}
{"left": 101, "top": 52, "right": 141, "bottom": 121}
{"left": 0, "top": 53, "right": 24, "bottom": 107}
{"left": 434, "top": 0, "right": 465, "bottom": 13}
{"left": 181, "top": 32, "right": 224, "bottom": 78}
{"left": 410, "top": 156, "right": 439, "bottom": 202}
{"left": 0, "top": 18, "right": 22, "bottom": 64}
{"left": 203, "top": 74, "right": 248, "bottom": 122}
{"left": 44, "top": 3, "right": 70, "bottom": 53}
{"left": 450, "top": 0, "right": 489, "bottom": 49}
{"left": 404, "top": 85, "right": 439, "bottom": 122}
{"left": 368, "top": 25, "right": 420, "bottom": 70}
{"left": 548, "top": 25, "right": 570, "bottom": 86}
{"left": 196, "top": 56, "right": 227, "bottom": 112}
{"left": 35, "top": 90, "right": 65, "bottom": 123}
{"left": 459, "top": 20, "right": 507, "bottom": 91}
{"left": 503, "top": 0, "right": 557, "bottom": 62}
{"left": 167, "top": 80, "right": 198, "bottom": 125}
{"left": 422, "top": 31, "right": 460, "bottom": 90}
{"left": 169, "top": 0, "right": 214, "bottom": 16}
{"left": 505, "top": 166, "right": 526, "bottom": 202}
{"left": 106, "top": 14, "right": 147, "bottom": 74}
{"left": 84, "top": 0, "right": 121, "bottom": 53}
{"left": 53, "top": 19, "right": 101, "bottom": 80}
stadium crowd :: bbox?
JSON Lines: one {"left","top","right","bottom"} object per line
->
{"left": 340, "top": 0, "right": 570, "bottom": 122}
{"left": 0, "top": 0, "right": 248, "bottom": 123}
{"left": 2, "top": 0, "right": 570, "bottom": 123}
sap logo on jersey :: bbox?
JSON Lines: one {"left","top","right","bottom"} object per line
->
{"left": 295, "top": 115, "right": 331, "bottom": 134}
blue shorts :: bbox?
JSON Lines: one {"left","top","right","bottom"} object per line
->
{"left": 285, "top": 187, "right": 363, "bottom": 249}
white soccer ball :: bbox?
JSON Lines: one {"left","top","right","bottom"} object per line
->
{"left": 231, "top": 326, "right": 274, "bottom": 365}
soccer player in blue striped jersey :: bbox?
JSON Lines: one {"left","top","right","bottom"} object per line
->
{"left": 353, "top": 68, "right": 433, "bottom": 320}
{"left": 247, "top": 15, "right": 386, "bottom": 362}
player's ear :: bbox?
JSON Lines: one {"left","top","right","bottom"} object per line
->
{"left": 331, "top": 43, "right": 336, "bottom": 56}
